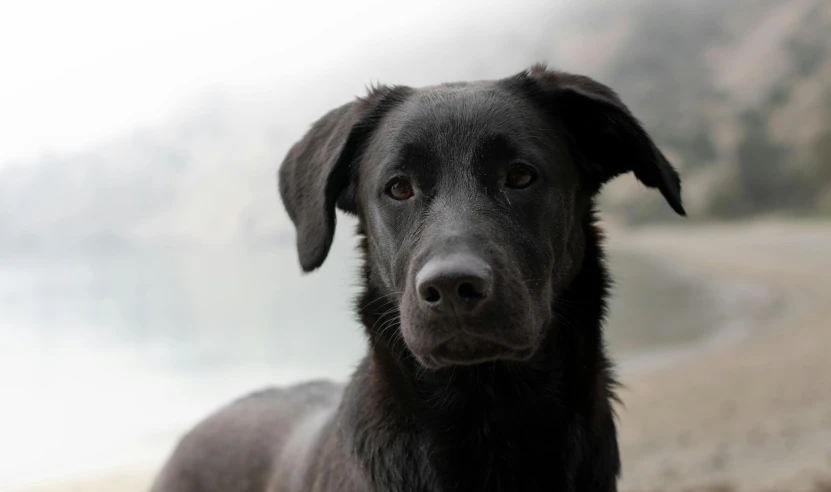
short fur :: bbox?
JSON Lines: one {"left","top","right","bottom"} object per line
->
{"left": 151, "top": 65, "right": 684, "bottom": 492}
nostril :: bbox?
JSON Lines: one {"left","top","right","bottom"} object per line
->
{"left": 458, "top": 281, "right": 486, "bottom": 301}
{"left": 423, "top": 286, "right": 441, "bottom": 303}
{"left": 416, "top": 255, "right": 492, "bottom": 310}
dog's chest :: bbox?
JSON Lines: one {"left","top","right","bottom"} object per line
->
{"left": 423, "top": 425, "right": 575, "bottom": 492}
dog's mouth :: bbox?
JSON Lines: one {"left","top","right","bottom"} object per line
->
{"left": 427, "top": 334, "right": 534, "bottom": 368}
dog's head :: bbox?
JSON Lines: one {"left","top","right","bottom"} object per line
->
{"left": 279, "top": 65, "right": 684, "bottom": 370}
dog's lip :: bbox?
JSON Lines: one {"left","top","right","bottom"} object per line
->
{"left": 429, "top": 334, "right": 534, "bottom": 367}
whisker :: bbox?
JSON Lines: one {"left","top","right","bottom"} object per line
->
{"left": 367, "top": 306, "right": 401, "bottom": 335}
{"left": 359, "top": 291, "right": 404, "bottom": 312}
{"left": 551, "top": 305, "right": 577, "bottom": 332}
{"left": 369, "top": 314, "right": 403, "bottom": 352}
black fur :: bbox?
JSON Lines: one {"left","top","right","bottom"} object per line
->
{"left": 151, "top": 65, "right": 684, "bottom": 492}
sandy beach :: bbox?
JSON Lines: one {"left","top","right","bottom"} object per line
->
{"left": 18, "top": 220, "right": 831, "bottom": 492}
{"left": 611, "top": 221, "right": 831, "bottom": 492}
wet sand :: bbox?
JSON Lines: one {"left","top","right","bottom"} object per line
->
{"left": 18, "top": 221, "right": 831, "bottom": 492}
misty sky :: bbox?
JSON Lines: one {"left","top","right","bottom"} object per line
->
{"left": 0, "top": 0, "right": 561, "bottom": 168}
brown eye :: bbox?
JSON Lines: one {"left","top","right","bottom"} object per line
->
{"left": 387, "top": 178, "right": 414, "bottom": 200}
{"left": 506, "top": 165, "right": 537, "bottom": 189}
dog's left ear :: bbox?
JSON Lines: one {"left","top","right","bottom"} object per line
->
{"left": 513, "top": 64, "right": 685, "bottom": 216}
{"left": 279, "top": 85, "right": 412, "bottom": 272}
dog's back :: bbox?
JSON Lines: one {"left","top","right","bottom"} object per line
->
{"left": 151, "top": 381, "right": 342, "bottom": 492}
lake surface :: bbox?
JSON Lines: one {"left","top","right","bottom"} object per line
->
{"left": 0, "top": 234, "right": 730, "bottom": 488}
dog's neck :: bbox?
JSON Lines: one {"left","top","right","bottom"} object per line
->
{"left": 341, "top": 216, "right": 620, "bottom": 492}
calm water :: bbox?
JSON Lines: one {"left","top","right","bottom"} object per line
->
{"left": 0, "top": 234, "right": 728, "bottom": 488}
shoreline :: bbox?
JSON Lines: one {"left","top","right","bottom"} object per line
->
{"left": 614, "top": 240, "right": 786, "bottom": 378}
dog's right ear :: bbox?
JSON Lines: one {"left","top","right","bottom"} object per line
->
{"left": 279, "top": 85, "right": 412, "bottom": 272}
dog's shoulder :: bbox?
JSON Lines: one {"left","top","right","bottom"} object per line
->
{"left": 151, "top": 380, "right": 344, "bottom": 492}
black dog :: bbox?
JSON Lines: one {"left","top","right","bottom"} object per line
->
{"left": 151, "top": 64, "right": 685, "bottom": 492}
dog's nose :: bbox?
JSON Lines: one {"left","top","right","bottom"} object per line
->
{"left": 416, "top": 255, "right": 492, "bottom": 313}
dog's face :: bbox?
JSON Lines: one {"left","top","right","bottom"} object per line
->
{"left": 357, "top": 86, "right": 585, "bottom": 368}
{"left": 279, "top": 66, "right": 685, "bottom": 369}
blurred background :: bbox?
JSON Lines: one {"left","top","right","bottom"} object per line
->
{"left": 1, "top": 0, "right": 830, "bottom": 491}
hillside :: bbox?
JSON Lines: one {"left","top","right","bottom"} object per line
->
{"left": 576, "top": 0, "right": 831, "bottom": 222}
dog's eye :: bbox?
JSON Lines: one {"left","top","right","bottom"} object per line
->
{"left": 506, "top": 165, "right": 537, "bottom": 189}
{"left": 386, "top": 178, "right": 414, "bottom": 200}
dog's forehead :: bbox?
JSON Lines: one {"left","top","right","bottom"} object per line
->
{"left": 383, "top": 81, "right": 538, "bottom": 145}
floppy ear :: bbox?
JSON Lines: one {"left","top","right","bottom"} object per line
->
{"left": 515, "top": 64, "right": 685, "bottom": 216}
{"left": 279, "top": 86, "right": 412, "bottom": 272}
